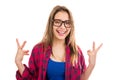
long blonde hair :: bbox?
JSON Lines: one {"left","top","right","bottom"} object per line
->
{"left": 42, "top": 5, "right": 79, "bottom": 64}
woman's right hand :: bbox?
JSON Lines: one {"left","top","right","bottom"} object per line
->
{"left": 15, "top": 38, "right": 29, "bottom": 65}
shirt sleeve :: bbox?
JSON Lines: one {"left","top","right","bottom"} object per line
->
{"left": 78, "top": 46, "right": 86, "bottom": 73}
{"left": 15, "top": 44, "right": 40, "bottom": 80}
{"left": 16, "top": 64, "right": 33, "bottom": 80}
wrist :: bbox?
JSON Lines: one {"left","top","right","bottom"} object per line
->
{"left": 15, "top": 60, "right": 22, "bottom": 66}
{"left": 88, "top": 63, "right": 95, "bottom": 69}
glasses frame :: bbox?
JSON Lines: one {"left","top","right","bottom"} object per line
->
{"left": 52, "top": 19, "right": 72, "bottom": 28}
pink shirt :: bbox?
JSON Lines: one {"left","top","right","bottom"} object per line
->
{"left": 16, "top": 43, "right": 86, "bottom": 80}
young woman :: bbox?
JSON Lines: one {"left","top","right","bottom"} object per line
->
{"left": 15, "top": 5, "right": 103, "bottom": 80}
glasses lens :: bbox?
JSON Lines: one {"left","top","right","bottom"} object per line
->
{"left": 53, "top": 19, "right": 62, "bottom": 27}
{"left": 65, "top": 20, "right": 71, "bottom": 28}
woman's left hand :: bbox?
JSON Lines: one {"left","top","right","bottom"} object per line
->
{"left": 87, "top": 42, "right": 103, "bottom": 66}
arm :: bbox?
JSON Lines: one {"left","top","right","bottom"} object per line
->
{"left": 15, "top": 39, "right": 37, "bottom": 79}
{"left": 15, "top": 62, "right": 25, "bottom": 76}
{"left": 80, "top": 64, "right": 94, "bottom": 80}
{"left": 80, "top": 42, "right": 103, "bottom": 80}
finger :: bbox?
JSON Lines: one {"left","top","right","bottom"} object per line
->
{"left": 92, "top": 41, "right": 95, "bottom": 51}
{"left": 23, "top": 50, "right": 29, "bottom": 55}
{"left": 21, "top": 41, "right": 27, "bottom": 49}
{"left": 16, "top": 38, "right": 20, "bottom": 48}
{"left": 87, "top": 50, "right": 91, "bottom": 55}
{"left": 96, "top": 43, "right": 103, "bottom": 52}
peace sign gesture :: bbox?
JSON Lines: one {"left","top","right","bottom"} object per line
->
{"left": 15, "top": 38, "right": 29, "bottom": 64}
{"left": 87, "top": 42, "right": 103, "bottom": 66}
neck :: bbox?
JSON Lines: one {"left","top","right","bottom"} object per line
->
{"left": 52, "top": 38, "right": 65, "bottom": 47}
{"left": 51, "top": 38, "right": 66, "bottom": 62}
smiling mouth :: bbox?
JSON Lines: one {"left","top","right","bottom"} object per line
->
{"left": 56, "top": 30, "right": 67, "bottom": 36}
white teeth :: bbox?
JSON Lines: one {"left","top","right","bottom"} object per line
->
{"left": 58, "top": 31, "right": 65, "bottom": 34}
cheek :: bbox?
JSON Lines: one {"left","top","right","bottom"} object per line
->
{"left": 53, "top": 27, "right": 57, "bottom": 35}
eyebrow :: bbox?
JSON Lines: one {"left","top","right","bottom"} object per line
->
{"left": 54, "top": 19, "right": 70, "bottom": 21}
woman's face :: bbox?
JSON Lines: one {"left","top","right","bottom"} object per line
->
{"left": 52, "top": 11, "right": 71, "bottom": 41}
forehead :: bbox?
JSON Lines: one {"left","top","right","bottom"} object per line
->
{"left": 54, "top": 11, "right": 69, "bottom": 20}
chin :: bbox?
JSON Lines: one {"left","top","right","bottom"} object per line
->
{"left": 57, "top": 37, "right": 66, "bottom": 40}
{"left": 55, "top": 36, "right": 66, "bottom": 40}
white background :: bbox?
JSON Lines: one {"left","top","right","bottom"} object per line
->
{"left": 0, "top": 0, "right": 120, "bottom": 80}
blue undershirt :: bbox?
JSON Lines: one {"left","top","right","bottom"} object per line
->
{"left": 46, "top": 58, "right": 65, "bottom": 80}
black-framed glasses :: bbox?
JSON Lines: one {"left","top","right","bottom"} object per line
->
{"left": 53, "top": 19, "right": 72, "bottom": 28}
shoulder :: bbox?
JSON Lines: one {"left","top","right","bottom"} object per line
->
{"left": 32, "top": 42, "right": 51, "bottom": 53}
{"left": 31, "top": 42, "right": 44, "bottom": 53}
{"left": 33, "top": 42, "right": 44, "bottom": 49}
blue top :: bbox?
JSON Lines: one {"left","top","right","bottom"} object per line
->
{"left": 46, "top": 58, "right": 65, "bottom": 80}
